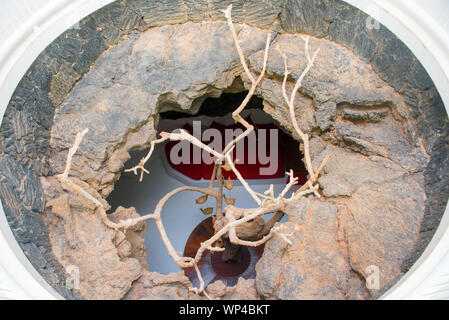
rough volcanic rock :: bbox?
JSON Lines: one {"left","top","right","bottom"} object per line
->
{"left": 125, "top": 270, "right": 202, "bottom": 300}
{"left": 312, "top": 138, "right": 425, "bottom": 198}
{"left": 255, "top": 198, "right": 370, "bottom": 299}
{"left": 41, "top": 176, "right": 143, "bottom": 300}
{"left": 0, "top": 155, "right": 75, "bottom": 299}
{"left": 280, "top": 0, "right": 333, "bottom": 37}
{"left": 338, "top": 177, "right": 424, "bottom": 296}
{"left": 41, "top": 176, "right": 207, "bottom": 300}
{"left": 248, "top": 33, "right": 428, "bottom": 297}
{"left": 109, "top": 206, "right": 148, "bottom": 269}
{"left": 309, "top": 140, "right": 425, "bottom": 296}
{"left": 50, "top": 22, "right": 275, "bottom": 196}
{"left": 332, "top": 117, "right": 428, "bottom": 173}
{"left": 207, "top": 278, "right": 259, "bottom": 300}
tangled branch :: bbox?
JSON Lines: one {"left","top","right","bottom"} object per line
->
{"left": 57, "top": 5, "right": 329, "bottom": 299}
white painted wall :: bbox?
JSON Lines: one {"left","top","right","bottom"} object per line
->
{"left": 0, "top": 0, "right": 448, "bottom": 299}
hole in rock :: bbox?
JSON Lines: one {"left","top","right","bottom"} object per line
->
{"left": 107, "top": 92, "right": 306, "bottom": 286}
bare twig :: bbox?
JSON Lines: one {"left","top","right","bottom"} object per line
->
{"left": 124, "top": 134, "right": 170, "bottom": 181}
{"left": 225, "top": 153, "right": 261, "bottom": 205}
{"left": 276, "top": 38, "right": 329, "bottom": 187}
{"left": 125, "top": 130, "right": 225, "bottom": 182}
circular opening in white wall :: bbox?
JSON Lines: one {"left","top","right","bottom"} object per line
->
{"left": 0, "top": 0, "right": 448, "bottom": 300}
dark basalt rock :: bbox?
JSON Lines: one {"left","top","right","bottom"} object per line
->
{"left": 372, "top": 36, "right": 416, "bottom": 92}
{"left": 280, "top": 0, "right": 334, "bottom": 37}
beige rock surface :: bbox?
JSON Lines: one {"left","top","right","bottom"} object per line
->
{"left": 42, "top": 177, "right": 143, "bottom": 300}
{"left": 256, "top": 198, "right": 370, "bottom": 300}
{"left": 207, "top": 278, "right": 260, "bottom": 300}
{"left": 125, "top": 270, "right": 202, "bottom": 300}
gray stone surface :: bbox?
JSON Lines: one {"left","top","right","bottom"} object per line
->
{"left": 340, "top": 175, "right": 425, "bottom": 295}
{"left": 2, "top": 0, "right": 445, "bottom": 177}
{"left": 333, "top": 117, "right": 428, "bottom": 173}
{"left": 256, "top": 199, "right": 369, "bottom": 299}
{"left": 372, "top": 36, "right": 415, "bottom": 93}
{"left": 255, "top": 227, "right": 289, "bottom": 297}
{"left": 250, "top": 32, "right": 421, "bottom": 148}
{"left": 251, "top": 32, "right": 400, "bottom": 105}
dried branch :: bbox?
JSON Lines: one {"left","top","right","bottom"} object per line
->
{"left": 60, "top": 128, "right": 89, "bottom": 180}
{"left": 189, "top": 264, "right": 212, "bottom": 300}
{"left": 259, "top": 211, "right": 285, "bottom": 237}
{"left": 276, "top": 39, "right": 329, "bottom": 187}
{"left": 225, "top": 152, "right": 261, "bottom": 205}
{"left": 223, "top": 4, "right": 254, "bottom": 84}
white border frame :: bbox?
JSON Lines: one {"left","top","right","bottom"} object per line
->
{"left": 0, "top": 0, "right": 448, "bottom": 299}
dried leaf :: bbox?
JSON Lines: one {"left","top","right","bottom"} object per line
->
{"left": 225, "top": 177, "right": 234, "bottom": 190}
{"left": 215, "top": 238, "right": 224, "bottom": 248}
{"left": 195, "top": 195, "right": 208, "bottom": 204}
{"left": 222, "top": 157, "right": 239, "bottom": 172}
{"left": 224, "top": 195, "right": 236, "bottom": 205}
{"left": 221, "top": 164, "right": 232, "bottom": 172}
{"left": 201, "top": 207, "right": 214, "bottom": 215}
